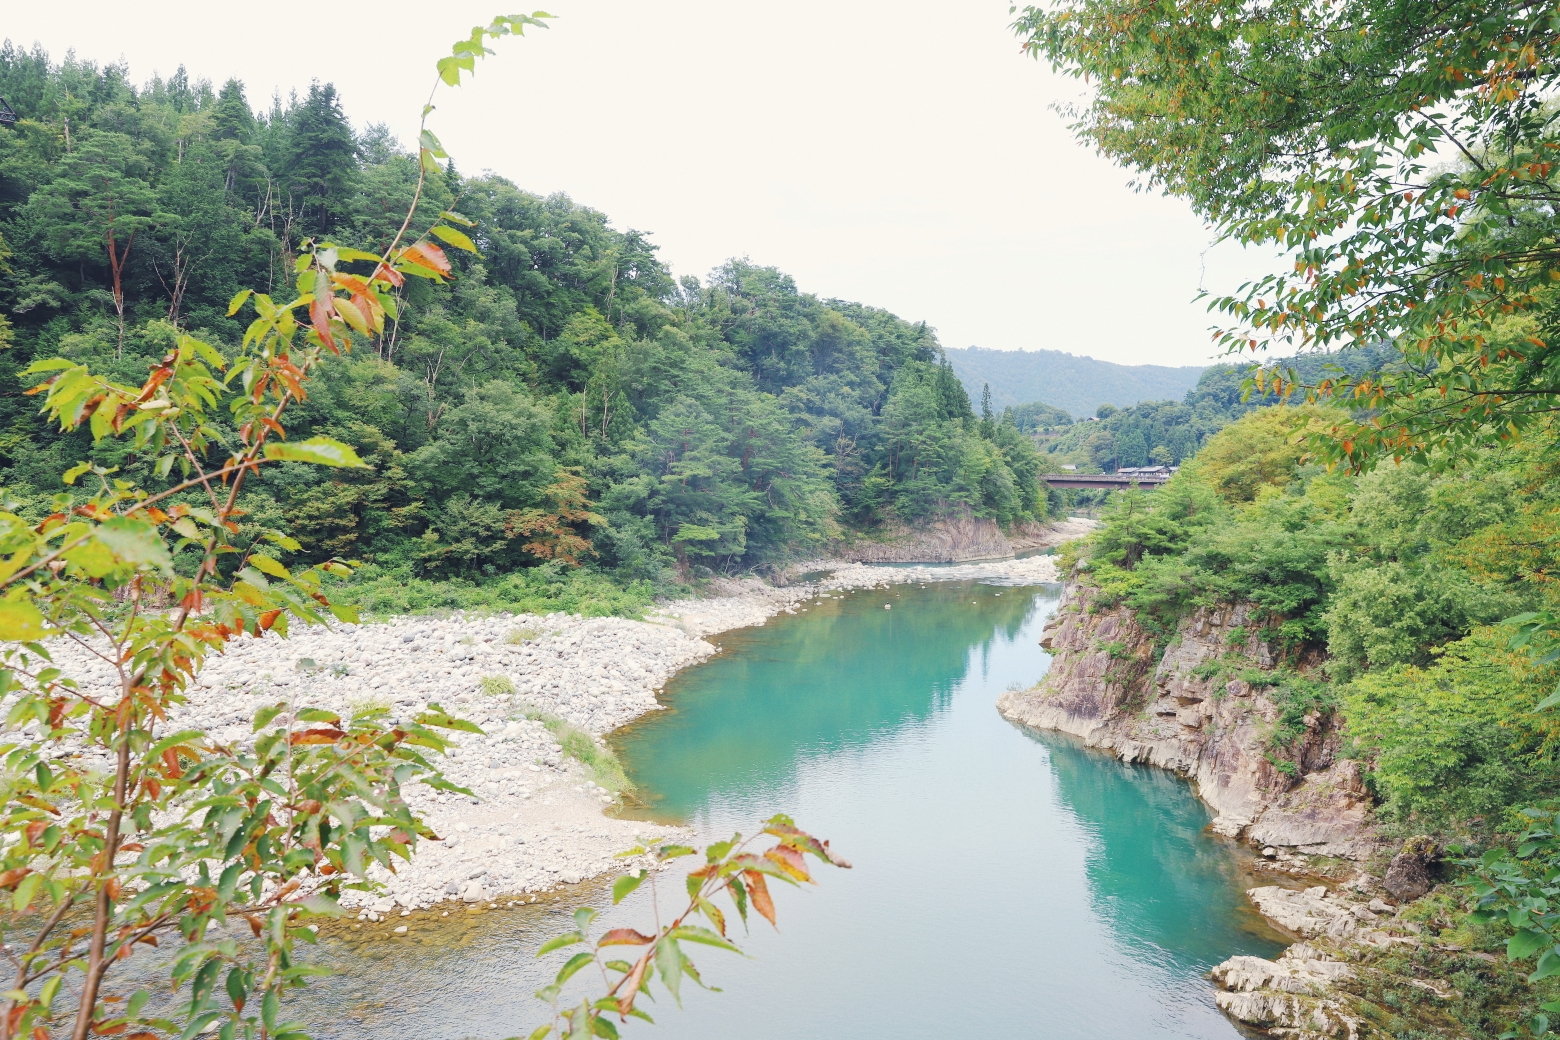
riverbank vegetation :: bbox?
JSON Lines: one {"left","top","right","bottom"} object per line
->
{"left": 1018, "top": 0, "right": 1560, "bottom": 1026}
{"left": 0, "top": 42, "right": 1052, "bottom": 614}
{"left": 1069, "top": 408, "right": 1560, "bottom": 832}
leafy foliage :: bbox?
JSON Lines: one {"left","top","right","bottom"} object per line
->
{"left": 1013, "top": 0, "right": 1560, "bottom": 471}
{"left": 0, "top": 22, "right": 855, "bottom": 1040}
{"left": 1345, "top": 630, "right": 1560, "bottom": 824}
{"left": 527, "top": 817, "right": 849, "bottom": 1039}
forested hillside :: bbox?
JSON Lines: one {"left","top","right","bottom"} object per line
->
{"left": 944, "top": 345, "right": 1205, "bottom": 415}
{"left": 1033, "top": 345, "right": 1399, "bottom": 472}
{"left": 1073, "top": 407, "right": 1560, "bottom": 831}
{"left": 0, "top": 45, "right": 1052, "bottom": 603}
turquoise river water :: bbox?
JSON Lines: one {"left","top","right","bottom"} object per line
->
{"left": 297, "top": 579, "right": 1286, "bottom": 1038}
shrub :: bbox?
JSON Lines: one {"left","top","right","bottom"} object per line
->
{"left": 1344, "top": 628, "right": 1560, "bottom": 829}
{"left": 480, "top": 674, "right": 518, "bottom": 697}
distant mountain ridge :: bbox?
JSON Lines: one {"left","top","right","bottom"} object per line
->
{"left": 945, "top": 346, "right": 1207, "bottom": 418}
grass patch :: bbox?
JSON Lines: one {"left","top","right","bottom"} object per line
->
{"left": 517, "top": 704, "right": 631, "bottom": 794}
{"left": 327, "top": 563, "right": 655, "bottom": 620}
{"left": 349, "top": 693, "right": 392, "bottom": 716}
{"left": 504, "top": 627, "right": 540, "bottom": 645}
{"left": 479, "top": 675, "right": 517, "bottom": 697}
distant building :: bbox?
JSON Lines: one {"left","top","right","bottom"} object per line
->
{"left": 1115, "top": 465, "right": 1177, "bottom": 478}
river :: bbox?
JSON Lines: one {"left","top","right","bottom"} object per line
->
{"left": 296, "top": 579, "right": 1285, "bottom": 1039}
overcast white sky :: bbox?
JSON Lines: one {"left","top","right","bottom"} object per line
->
{"left": 5, "top": 0, "right": 1275, "bottom": 367}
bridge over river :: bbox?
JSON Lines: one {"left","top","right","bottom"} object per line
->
{"left": 1042, "top": 471, "right": 1172, "bottom": 490}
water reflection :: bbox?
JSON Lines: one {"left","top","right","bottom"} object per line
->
{"left": 1039, "top": 731, "right": 1285, "bottom": 969}
{"left": 611, "top": 582, "right": 1045, "bottom": 818}
{"left": 278, "top": 582, "right": 1282, "bottom": 1040}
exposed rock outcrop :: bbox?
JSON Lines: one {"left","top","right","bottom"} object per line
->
{"left": 1211, "top": 942, "right": 1362, "bottom": 1040}
{"left": 1207, "top": 882, "right": 1449, "bottom": 1039}
{"left": 998, "top": 582, "right": 1377, "bottom": 859}
{"left": 834, "top": 512, "right": 1095, "bottom": 563}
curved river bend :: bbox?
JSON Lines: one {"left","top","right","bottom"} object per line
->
{"left": 298, "top": 580, "right": 1285, "bottom": 1039}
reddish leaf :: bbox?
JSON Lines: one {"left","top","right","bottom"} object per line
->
{"left": 617, "top": 953, "right": 650, "bottom": 1017}
{"left": 371, "top": 263, "right": 404, "bottom": 288}
{"left": 309, "top": 293, "right": 337, "bottom": 349}
{"left": 764, "top": 844, "right": 812, "bottom": 883}
{"left": 742, "top": 870, "right": 776, "bottom": 927}
{"left": 413, "top": 241, "right": 452, "bottom": 276}
{"left": 288, "top": 728, "right": 345, "bottom": 745}
{"left": 597, "top": 928, "right": 655, "bottom": 947}
{"left": 0, "top": 868, "right": 30, "bottom": 890}
{"left": 400, "top": 244, "right": 451, "bottom": 278}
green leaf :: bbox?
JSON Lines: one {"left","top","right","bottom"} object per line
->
{"left": 612, "top": 872, "right": 644, "bottom": 905}
{"left": 536, "top": 931, "right": 584, "bottom": 957}
{"left": 526, "top": 1026, "right": 552, "bottom": 1040}
{"left": 656, "top": 938, "right": 684, "bottom": 1006}
{"left": 670, "top": 925, "right": 741, "bottom": 953}
{"left": 555, "top": 952, "right": 595, "bottom": 986}
{"left": 1509, "top": 928, "right": 1549, "bottom": 961}
{"left": 419, "top": 129, "right": 448, "bottom": 158}
{"left": 248, "top": 554, "right": 291, "bottom": 580}
{"left": 430, "top": 225, "right": 478, "bottom": 253}
{"left": 62, "top": 461, "right": 91, "bottom": 486}
{"left": 0, "top": 599, "right": 47, "bottom": 642}
{"left": 253, "top": 703, "right": 286, "bottom": 731}
{"left": 1533, "top": 947, "right": 1560, "bottom": 982}
{"left": 12, "top": 872, "right": 41, "bottom": 912}
{"left": 227, "top": 289, "right": 253, "bottom": 316}
{"left": 264, "top": 436, "right": 369, "bottom": 469}
{"left": 574, "top": 907, "right": 597, "bottom": 931}
{"left": 95, "top": 516, "right": 174, "bottom": 574}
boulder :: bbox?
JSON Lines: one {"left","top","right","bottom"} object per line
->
{"left": 1383, "top": 836, "right": 1437, "bottom": 902}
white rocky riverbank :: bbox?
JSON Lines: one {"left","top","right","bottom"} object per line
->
{"left": 38, "top": 525, "right": 1083, "bottom": 915}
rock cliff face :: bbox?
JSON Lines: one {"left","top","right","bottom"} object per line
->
{"left": 835, "top": 511, "right": 1086, "bottom": 563}
{"left": 998, "top": 581, "right": 1376, "bottom": 858}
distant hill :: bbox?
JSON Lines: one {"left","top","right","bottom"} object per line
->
{"left": 945, "top": 347, "right": 1207, "bottom": 418}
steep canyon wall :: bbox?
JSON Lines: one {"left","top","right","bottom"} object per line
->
{"left": 998, "top": 581, "right": 1376, "bottom": 859}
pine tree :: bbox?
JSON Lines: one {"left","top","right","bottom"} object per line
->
{"left": 212, "top": 78, "right": 254, "bottom": 143}
{"left": 284, "top": 82, "right": 357, "bottom": 237}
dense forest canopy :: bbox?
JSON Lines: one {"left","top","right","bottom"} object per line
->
{"left": 0, "top": 43, "right": 1054, "bottom": 592}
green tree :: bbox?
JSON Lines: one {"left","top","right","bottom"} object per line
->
{"left": 1115, "top": 427, "right": 1147, "bottom": 468}
{"left": 284, "top": 82, "right": 356, "bottom": 239}
{"left": 25, "top": 130, "right": 166, "bottom": 354}
{"left": 1013, "top": 0, "right": 1560, "bottom": 470}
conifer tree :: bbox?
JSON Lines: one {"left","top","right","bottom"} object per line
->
{"left": 284, "top": 82, "right": 356, "bottom": 237}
